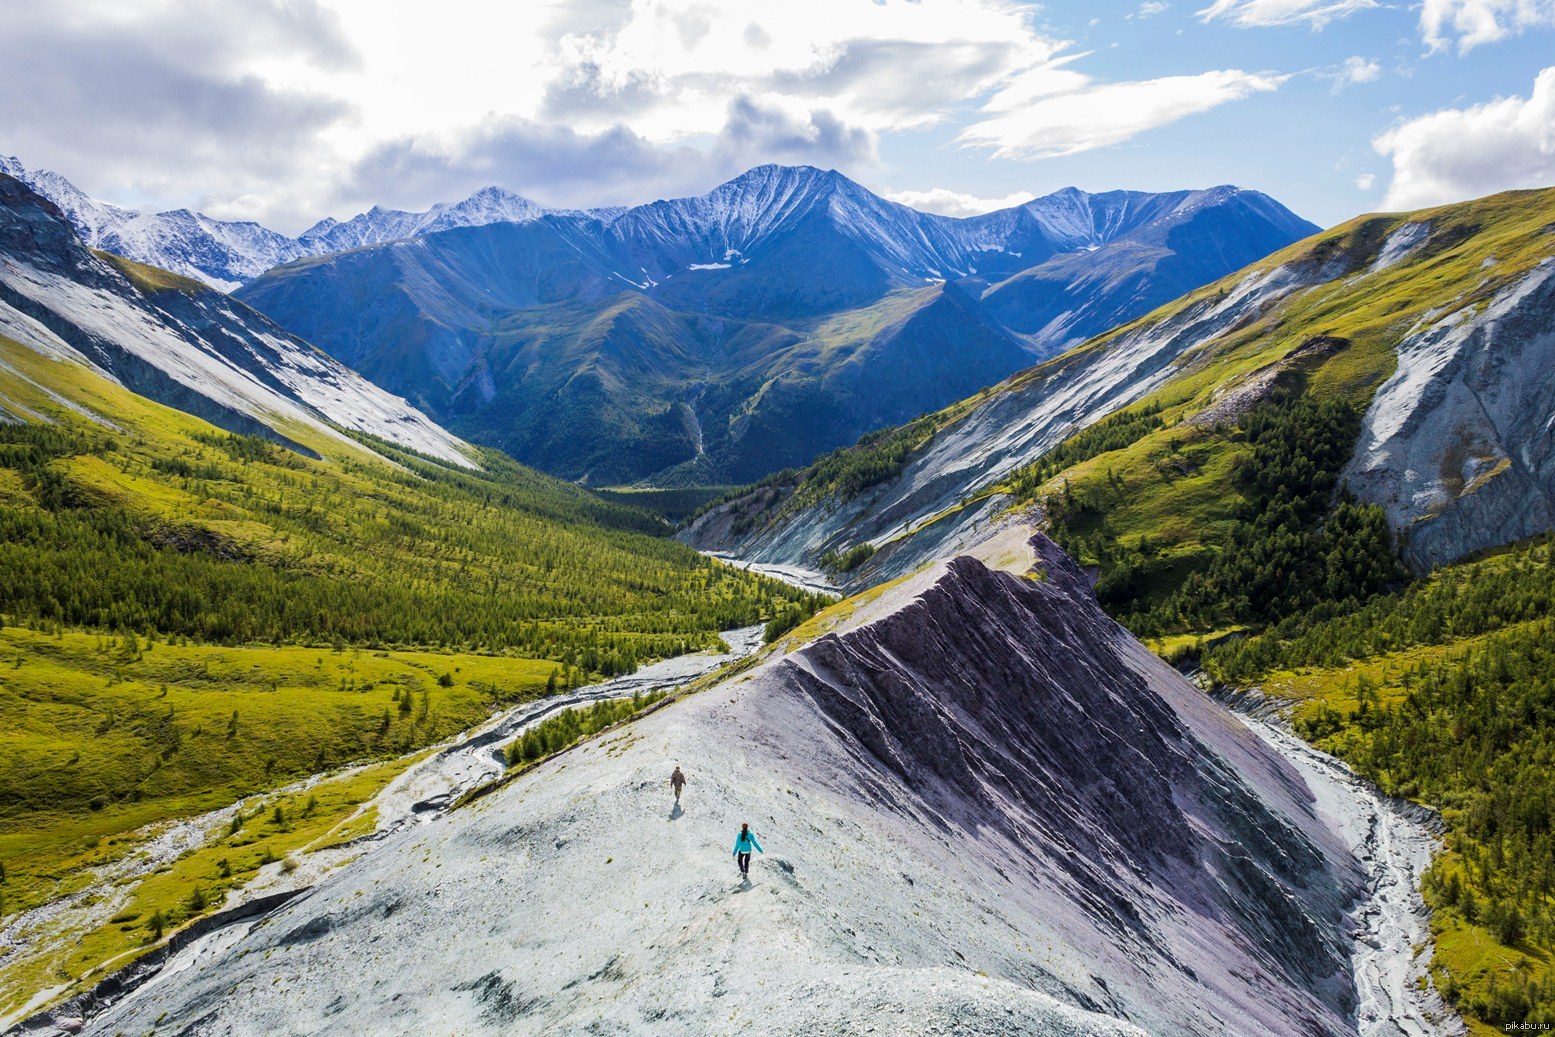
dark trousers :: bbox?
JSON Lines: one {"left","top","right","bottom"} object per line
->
{"left": 736, "top": 851, "right": 751, "bottom": 874}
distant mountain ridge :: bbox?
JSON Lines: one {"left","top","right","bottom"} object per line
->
{"left": 236, "top": 164, "right": 1318, "bottom": 485}
{"left": 684, "top": 184, "right": 1555, "bottom": 588}
{"left": 0, "top": 156, "right": 560, "bottom": 291}
{"left": 0, "top": 173, "right": 475, "bottom": 467}
{"left": 1, "top": 156, "right": 1319, "bottom": 485}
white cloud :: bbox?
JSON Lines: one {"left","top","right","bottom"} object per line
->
{"left": 959, "top": 69, "right": 1282, "bottom": 159}
{"left": 538, "top": 0, "right": 1056, "bottom": 140}
{"left": 1331, "top": 55, "right": 1382, "bottom": 91}
{"left": 1355, "top": 172, "right": 1377, "bottom": 189}
{"left": 3, "top": 0, "right": 1074, "bottom": 230}
{"left": 1374, "top": 67, "right": 1555, "bottom": 210}
{"left": 1420, "top": 0, "right": 1555, "bottom": 53}
{"left": 1196, "top": 0, "right": 1379, "bottom": 28}
{"left": 1131, "top": 2, "right": 1171, "bottom": 18}
{"left": 887, "top": 186, "right": 1037, "bottom": 217}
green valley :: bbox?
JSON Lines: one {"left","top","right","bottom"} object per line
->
{"left": 0, "top": 320, "right": 811, "bottom": 1018}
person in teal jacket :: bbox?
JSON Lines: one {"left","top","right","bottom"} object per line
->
{"left": 732, "top": 823, "right": 763, "bottom": 877}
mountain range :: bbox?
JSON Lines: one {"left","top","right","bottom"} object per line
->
{"left": 686, "top": 184, "right": 1555, "bottom": 584}
{"left": 0, "top": 174, "right": 474, "bottom": 467}
{"left": 233, "top": 164, "right": 1318, "bottom": 485}
{"left": 0, "top": 156, "right": 565, "bottom": 292}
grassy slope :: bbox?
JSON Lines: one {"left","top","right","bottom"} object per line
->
{"left": 0, "top": 332, "right": 804, "bottom": 659}
{"left": 91, "top": 250, "right": 209, "bottom": 297}
{"left": 0, "top": 325, "right": 806, "bottom": 1018}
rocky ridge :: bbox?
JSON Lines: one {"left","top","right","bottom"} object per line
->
{"left": 72, "top": 528, "right": 1365, "bottom": 1037}
{"left": 0, "top": 174, "right": 475, "bottom": 467}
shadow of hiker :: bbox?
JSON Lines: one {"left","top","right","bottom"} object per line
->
{"left": 669, "top": 802, "right": 683, "bottom": 821}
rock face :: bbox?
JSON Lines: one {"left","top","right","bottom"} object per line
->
{"left": 1344, "top": 257, "right": 1555, "bottom": 568}
{"left": 232, "top": 166, "right": 1315, "bottom": 484}
{"left": 83, "top": 530, "right": 1362, "bottom": 1037}
{"left": 0, "top": 175, "right": 475, "bottom": 467}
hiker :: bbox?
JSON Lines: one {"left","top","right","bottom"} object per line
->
{"left": 670, "top": 766, "right": 686, "bottom": 803}
{"left": 732, "top": 823, "right": 763, "bottom": 877}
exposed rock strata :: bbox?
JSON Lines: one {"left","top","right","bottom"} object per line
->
{"left": 79, "top": 531, "right": 1363, "bottom": 1037}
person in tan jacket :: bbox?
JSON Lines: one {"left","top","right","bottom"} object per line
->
{"left": 670, "top": 766, "right": 686, "bottom": 803}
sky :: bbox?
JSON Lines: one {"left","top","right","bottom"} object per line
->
{"left": 2, "top": 0, "right": 1553, "bottom": 234}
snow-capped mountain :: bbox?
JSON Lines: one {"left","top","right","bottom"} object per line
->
{"left": 236, "top": 164, "right": 1318, "bottom": 485}
{"left": 556, "top": 164, "right": 1313, "bottom": 296}
{"left": 0, "top": 173, "right": 476, "bottom": 467}
{"left": 0, "top": 156, "right": 555, "bottom": 292}
{"left": 296, "top": 186, "right": 555, "bottom": 254}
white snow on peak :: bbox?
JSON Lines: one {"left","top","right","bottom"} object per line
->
{"left": 6, "top": 156, "right": 1307, "bottom": 300}
{"left": 299, "top": 186, "right": 551, "bottom": 253}
{"left": 1, "top": 157, "right": 554, "bottom": 291}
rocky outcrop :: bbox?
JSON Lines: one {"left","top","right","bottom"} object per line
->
{"left": 0, "top": 175, "right": 476, "bottom": 467}
{"left": 78, "top": 529, "right": 1362, "bottom": 1037}
{"left": 1345, "top": 260, "right": 1555, "bottom": 568}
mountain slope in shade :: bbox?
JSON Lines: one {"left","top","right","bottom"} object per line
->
{"left": 0, "top": 156, "right": 555, "bottom": 292}
{"left": 236, "top": 165, "right": 1316, "bottom": 484}
{"left": 684, "top": 185, "right": 1555, "bottom": 584}
{"left": 0, "top": 174, "right": 475, "bottom": 467}
{"left": 73, "top": 529, "right": 1363, "bottom": 1037}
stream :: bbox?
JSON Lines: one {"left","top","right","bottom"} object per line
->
{"left": 1236, "top": 713, "right": 1464, "bottom": 1037}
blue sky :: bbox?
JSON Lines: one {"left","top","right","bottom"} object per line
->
{"left": 920, "top": 0, "right": 1555, "bottom": 226}
{"left": 2, "top": 1, "right": 1552, "bottom": 232}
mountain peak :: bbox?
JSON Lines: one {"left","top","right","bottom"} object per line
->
{"left": 713, "top": 163, "right": 855, "bottom": 201}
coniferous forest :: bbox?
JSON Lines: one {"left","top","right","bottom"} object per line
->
{"left": 0, "top": 390, "right": 819, "bottom": 995}
{"left": 0, "top": 424, "right": 814, "bottom": 668}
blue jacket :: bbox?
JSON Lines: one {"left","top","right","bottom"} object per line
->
{"left": 732, "top": 831, "right": 763, "bottom": 854}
